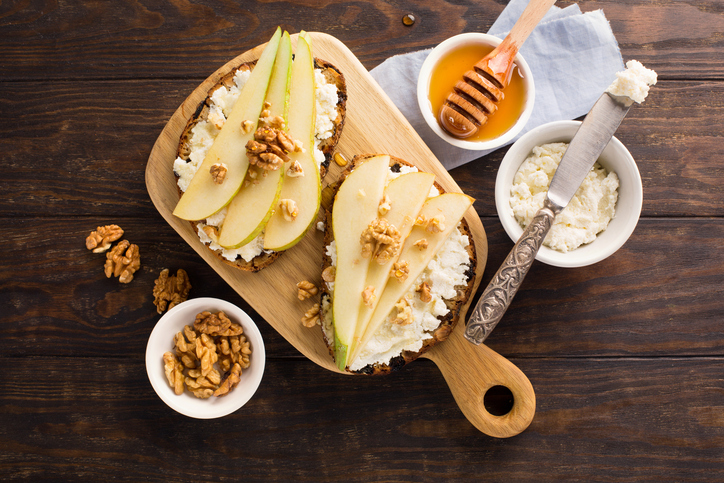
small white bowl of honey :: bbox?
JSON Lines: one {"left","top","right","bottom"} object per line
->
{"left": 417, "top": 33, "right": 535, "bottom": 151}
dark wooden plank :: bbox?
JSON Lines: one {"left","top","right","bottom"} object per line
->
{"left": 0, "top": 356, "right": 722, "bottom": 481}
{"left": 1, "top": 0, "right": 723, "bottom": 80}
{"left": 1, "top": 217, "right": 722, "bottom": 359}
{"left": 0, "top": 80, "right": 721, "bottom": 218}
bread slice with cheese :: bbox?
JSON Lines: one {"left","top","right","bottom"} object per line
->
{"left": 318, "top": 155, "right": 477, "bottom": 374}
{"left": 173, "top": 57, "right": 347, "bottom": 272}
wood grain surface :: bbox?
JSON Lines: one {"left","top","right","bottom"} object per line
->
{"left": 1, "top": 0, "right": 723, "bottom": 480}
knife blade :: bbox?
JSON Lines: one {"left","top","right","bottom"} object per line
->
{"left": 464, "top": 92, "right": 634, "bottom": 345}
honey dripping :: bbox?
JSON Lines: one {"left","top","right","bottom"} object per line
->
{"left": 430, "top": 43, "right": 526, "bottom": 142}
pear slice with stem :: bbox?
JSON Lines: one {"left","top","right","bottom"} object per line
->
{"left": 173, "top": 27, "right": 282, "bottom": 221}
{"left": 217, "top": 31, "right": 293, "bottom": 249}
{"left": 263, "top": 34, "right": 319, "bottom": 251}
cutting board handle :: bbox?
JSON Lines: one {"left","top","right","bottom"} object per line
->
{"left": 422, "top": 324, "right": 536, "bottom": 438}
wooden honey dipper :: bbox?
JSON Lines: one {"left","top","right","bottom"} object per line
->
{"left": 439, "top": 0, "right": 556, "bottom": 138}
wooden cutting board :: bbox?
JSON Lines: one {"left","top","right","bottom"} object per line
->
{"left": 146, "top": 32, "right": 535, "bottom": 438}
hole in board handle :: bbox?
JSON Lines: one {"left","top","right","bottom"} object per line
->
{"left": 484, "top": 385, "right": 514, "bottom": 416}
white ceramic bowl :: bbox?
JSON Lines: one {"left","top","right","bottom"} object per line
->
{"left": 146, "top": 297, "right": 266, "bottom": 418}
{"left": 496, "top": 120, "right": 643, "bottom": 268}
{"left": 417, "top": 32, "right": 535, "bottom": 151}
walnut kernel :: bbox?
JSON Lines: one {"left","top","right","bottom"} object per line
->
{"left": 153, "top": 268, "right": 191, "bottom": 314}
{"left": 413, "top": 238, "right": 429, "bottom": 250}
{"left": 416, "top": 282, "right": 432, "bottom": 303}
{"left": 302, "top": 303, "right": 320, "bottom": 328}
{"left": 194, "top": 311, "right": 243, "bottom": 337}
{"left": 86, "top": 224, "right": 124, "bottom": 253}
{"left": 297, "top": 280, "right": 318, "bottom": 300}
{"left": 321, "top": 266, "right": 336, "bottom": 283}
{"left": 210, "top": 163, "right": 228, "bottom": 184}
{"left": 391, "top": 260, "right": 410, "bottom": 282}
{"left": 103, "top": 240, "right": 140, "bottom": 283}
{"left": 426, "top": 214, "right": 446, "bottom": 234}
{"left": 378, "top": 194, "right": 391, "bottom": 216}
{"left": 280, "top": 199, "right": 299, "bottom": 222}
{"left": 241, "top": 119, "right": 255, "bottom": 134}
{"left": 392, "top": 297, "right": 413, "bottom": 325}
{"left": 362, "top": 285, "right": 376, "bottom": 308}
{"left": 286, "top": 160, "right": 304, "bottom": 178}
{"left": 360, "top": 218, "right": 401, "bottom": 264}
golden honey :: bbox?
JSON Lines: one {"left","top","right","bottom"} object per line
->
{"left": 429, "top": 43, "right": 527, "bottom": 142}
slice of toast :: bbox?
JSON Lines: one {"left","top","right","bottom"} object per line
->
{"left": 319, "top": 155, "right": 477, "bottom": 375}
{"left": 174, "top": 58, "right": 347, "bottom": 272}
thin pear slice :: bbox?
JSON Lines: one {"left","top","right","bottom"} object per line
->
{"left": 351, "top": 193, "right": 474, "bottom": 367}
{"left": 263, "top": 35, "right": 319, "bottom": 251}
{"left": 349, "top": 172, "right": 435, "bottom": 362}
{"left": 173, "top": 28, "right": 281, "bottom": 221}
{"left": 217, "top": 32, "right": 293, "bottom": 249}
{"left": 331, "top": 155, "right": 390, "bottom": 370}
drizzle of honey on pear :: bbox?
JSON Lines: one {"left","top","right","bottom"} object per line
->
{"left": 429, "top": 44, "right": 527, "bottom": 141}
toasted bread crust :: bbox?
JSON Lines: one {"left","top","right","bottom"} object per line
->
{"left": 319, "top": 155, "right": 477, "bottom": 375}
{"left": 174, "top": 57, "right": 347, "bottom": 272}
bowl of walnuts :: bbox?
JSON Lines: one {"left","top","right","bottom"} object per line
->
{"left": 145, "top": 297, "right": 266, "bottom": 418}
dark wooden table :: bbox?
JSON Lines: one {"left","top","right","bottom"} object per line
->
{"left": 2, "top": 0, "right": 723, "bottom": 481}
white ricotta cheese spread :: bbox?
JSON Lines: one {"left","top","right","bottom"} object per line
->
{"left": 173, "top": 65, "right": 339, "bottom": 262}
{"left": 510, "top": 142, "right": 619, "bottom": 253}
{"left": 606, "top": 60, "right": 657, "bottom": 104}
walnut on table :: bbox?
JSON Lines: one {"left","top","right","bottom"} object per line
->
{"left": 153, "top": 268, "right": 191, "bottom": 314}
{"left": 104, "top": 240, "right": 140, "bottom": 283}
{"left": 86, "top": 224, "right": 124, "bottom": 253}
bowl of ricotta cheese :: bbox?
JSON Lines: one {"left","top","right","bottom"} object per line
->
{"left": 495, "top": 120, "right": 643, "bottom": 268}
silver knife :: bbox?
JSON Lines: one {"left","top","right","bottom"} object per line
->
{"left": 465, "top": 92, "right": 635, "bottom": 345}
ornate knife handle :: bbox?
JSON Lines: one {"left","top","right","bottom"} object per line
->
{"left": 465, "top": 200, "right": 558, "bottom": 345}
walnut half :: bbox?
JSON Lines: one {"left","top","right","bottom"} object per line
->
{"left": 362, "top": 285, "right": 376, "bottom": 308}
{"left": 302, "top": 303, "right": 320, "bottom": 328}
{"left": 360, "top": 218, "right": 401, "bottom": 265}
{"left": 279, "top": 199, "right": 299, "bottom": 222}
{"left": 194, "top": 311, "right": 243, "bottom": 337}
{"left": 153, "top": 268, "right": 191, "bottom": 314}
{"left": 297, "top": 281, "right": 318, "bottom": 300}
{"left": 104, "top": 240, "right": 140, "bottom": 283}
{"left": 210, "top": 163, "right": 228, "bottom": 184}
{"left": 86, "top": 224, "right": 124, "bottom": 253}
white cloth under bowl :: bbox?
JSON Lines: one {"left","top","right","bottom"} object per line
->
{"left": 370, "top": 0, "right": 625, "bottom": 170}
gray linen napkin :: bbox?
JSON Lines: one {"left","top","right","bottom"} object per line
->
{"left": 370, "top": 0, "right": 625, "bottom": 170}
